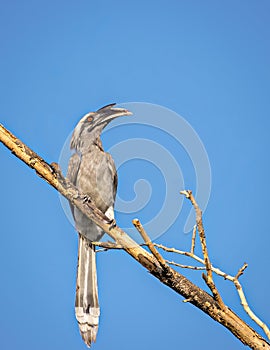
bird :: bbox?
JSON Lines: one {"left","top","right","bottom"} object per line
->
{"left": 67, "top": 103, "right": 132, "bottom": 347}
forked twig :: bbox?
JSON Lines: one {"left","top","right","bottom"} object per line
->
{"left": 153, "top": 244, "right": 270, "bottom": 340}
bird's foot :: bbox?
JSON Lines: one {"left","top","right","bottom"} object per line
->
{"left": 83, "top": 195, "right": 92, "bottom": 203}
{"left": 108, "top": 218, "right": 116, "bottom": 230}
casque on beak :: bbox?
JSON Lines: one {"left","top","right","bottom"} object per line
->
{"left": 95, "top": 103, "right": 132, "bottom": 125}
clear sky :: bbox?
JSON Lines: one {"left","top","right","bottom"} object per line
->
{"left": 1, "top": 1, "right": 270, "bottom": 349}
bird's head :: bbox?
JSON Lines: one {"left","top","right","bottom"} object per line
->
{"left": 70, "top": 103, "right": 132, "bottom": 152}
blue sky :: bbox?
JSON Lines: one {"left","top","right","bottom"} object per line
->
{"left": 1, "top": 1, "right": 270, "bottom": 349}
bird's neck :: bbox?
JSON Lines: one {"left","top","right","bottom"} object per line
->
{"left": 75, "top": 137, "right": 104, "bottom": 155}
{"left": 93, "top": 137, "right": 104, "bottom": 151}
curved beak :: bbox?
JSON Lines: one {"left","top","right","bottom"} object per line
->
{"left": 95, "top": 103, "right": 132, "bottom": 124}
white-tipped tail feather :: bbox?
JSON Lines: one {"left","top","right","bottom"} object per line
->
{"left": 76, "top": 306, "right": 99, "bottom": 346}
{"left": 76, "top": 235, "right": 100, "bottom": 347}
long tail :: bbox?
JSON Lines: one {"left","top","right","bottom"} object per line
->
{"left": 76, "top": 234, "right": 100, "bottom": 347}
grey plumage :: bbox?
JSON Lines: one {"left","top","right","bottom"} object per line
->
{"left": 67, "top": 104, "right": 131, "bottom": 347}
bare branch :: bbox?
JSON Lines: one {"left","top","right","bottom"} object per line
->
{"left": 132, "top": 218, "right": 168, "bottom": 268}
{"left": 190, "top": 224, "right": 197, "bottom": 254}
{"left": 92, "top": 241, "right": 123, "bottom": 250}
{"left": 154, "top": 243, "right": 270, "bottom": 340}
{"left": 233, "top": 264, "right": 270, "bottom": 340}
{"left": 166, "top": 260, "right": 206, "bottom": 270}
{"left": 180, "top": 190, "right": 225, "bottom": 309}
{"left": 92, "top": 241, "right": 123, "bottom": 252}
{"left": 235, "top": 263, "right": 248, "bottom": 280}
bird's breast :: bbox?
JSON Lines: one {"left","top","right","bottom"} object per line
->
{"left": 76, "top": 149, "right": 117, "bottom": 213}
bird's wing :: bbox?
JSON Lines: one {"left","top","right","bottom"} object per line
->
{"left": 109, "top": 154, "right": 118, "bottom": 201}
{"left": 67, "top": 152, "right": 81, "bottom": 184}
{"left": 67, "top": 152, "right": 81, "bottom": 217}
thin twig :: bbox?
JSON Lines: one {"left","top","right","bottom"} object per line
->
{"left": 183, "top": 298, "right": 192, "bottom": 303}
{"left": 132, "top": 219, "right": 168, "bottom": 268}
{"left": 191, "top": 225, "right": 197, "bottom": 254}
{"left": 92, "top": 241, "right": 123, "bottom": 250}
{"left": 233, "top": 264, "right": 270, "bottom": 340}
{"left": 235, "top": 263, "right": 248, "bottom": 280}
{"left": 180, "top": 190, "right": 225, "bottom": 309}
{"left": 166, "top": 259, "right": 205, "bottom": 270}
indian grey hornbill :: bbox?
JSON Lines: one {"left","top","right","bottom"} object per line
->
{"left": 67, "top": 104, "right": 132, "bottom": 347}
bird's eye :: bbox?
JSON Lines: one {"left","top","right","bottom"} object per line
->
{"left": 87, "top": 116, "right": 93, "bottom": 122}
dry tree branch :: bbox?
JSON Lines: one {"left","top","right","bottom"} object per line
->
{"left": 132, "top": 218, "right": 168, "bottom": 268}
{"left": 165, "top": 260, "right": 206, "bottom": 270}
{"left": 233, "top": 264, "right": 270, "bottom": 340}
{"left": 180, "top": 190, "right": 225, "bottom": 309}
{"left": 153, "top": 242, "right": 230, "bottom": 276}
{"left": 0, "top": 123, "right": 269, "bottom": 350}
{"left": 93, "top": 241, "right": 205, "bottom": 270}
{"left": 190, "top": 224, "right": 197, "bottom": 254}
{"left": 92, "top": 241, "right": 123, "bottom": 252}
{"left": 154, "top": 245, "right": 270, "bottom": 340}
{"left": 95, "top": 237, "right": 270, "bottom": 341}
